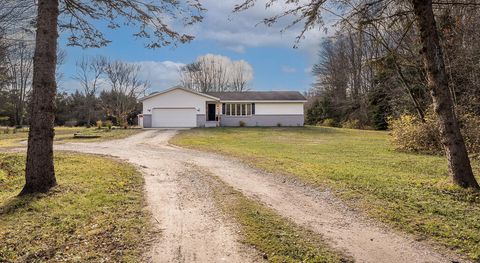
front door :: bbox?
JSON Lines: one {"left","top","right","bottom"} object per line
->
{"left": 207, "top": 104, "right": 216, "bottom": 121}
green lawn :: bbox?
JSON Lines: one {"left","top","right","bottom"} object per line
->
{"left": 171, "top": 126, "right": 480, "bottom": 260}
{"left": 0, "top": 153, "right": 153, "bottom": 262}
{"left": 0, "top": 127, "right": 142, "bottom": 148}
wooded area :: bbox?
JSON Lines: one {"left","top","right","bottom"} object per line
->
{"left": 304, "top": 1, "right": 480, "bottom": 132}
{"left": 1, "top": 51, "right": 146, "bottom": 127}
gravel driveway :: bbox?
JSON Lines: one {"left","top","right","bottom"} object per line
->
{"left": 55, "top": 129, "right": 464, "bottom": 263}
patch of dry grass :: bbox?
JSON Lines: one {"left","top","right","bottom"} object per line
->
{"left": 195, "top": 166, "right": 349, "bottom": 263}
{"left": 0, "top": 127, "right": 142, "bottom": 148}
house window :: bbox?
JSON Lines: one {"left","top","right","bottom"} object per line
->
{"left": 226, "top": 104, "right": 231, "bottom": 115}
{"left": 236, "top": 104, "right": 241, "bottom": 116}
{"left": 224, "top": 103, "right": 253, "bottom": 116}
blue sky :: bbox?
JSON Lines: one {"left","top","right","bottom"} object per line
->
{"left": 58, "top": 1, "right": 330, "bottom": 94}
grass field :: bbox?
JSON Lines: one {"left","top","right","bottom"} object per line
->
{"left": 0, "top": 153, "right": 153, "bottom": 262}
{"left": 0, "top": 127, "right": 142, "bottom": 148}
{"left": 172, "top": 127, "right": 480, "bottom": 260}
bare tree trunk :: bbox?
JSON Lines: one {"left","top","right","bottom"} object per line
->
{"left": 20, "top": 0, "right": 59, "bottom": 195}
{"left": 86, "top": 98, "right": 92, "bottom": 127}
{"left": 411, "top": 0, "right": 479, "bottom": 189}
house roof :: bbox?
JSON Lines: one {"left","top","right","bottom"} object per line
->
{"left": 139, "top": 86, "right": 220, "bottom": 101}
{"left": 204, "top": 91, "right": 306, "bottom": 101}
{"left": 139, "top": 86, "right": 307, "bottom": 102}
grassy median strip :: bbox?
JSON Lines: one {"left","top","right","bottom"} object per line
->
{"left": 172, "top": 127, "right": 480, "bottom": 260}
{"left": 0, "top": 153, "right": 154, "bottom": 262}
{"left": 202, "top": 169, "right": 349, "bottom": 263}
{"left": 0, "top": 127, "right": 142, "bottom": 148}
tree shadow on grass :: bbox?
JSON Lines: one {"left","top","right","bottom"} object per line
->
{"left": 0, "top": 187, "right": 61, "bottom": 216}
{"left": 0, "top": 194, "right": 38, "bottom": 216}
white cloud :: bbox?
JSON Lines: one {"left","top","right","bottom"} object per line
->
{"left": 133, "top": 60, "right": 185, "bottom": 92}
{"left": 225, "top": 45, "right": 246, "bottom": 53}
{"left": 281, "top": 65, "right": 297, "bottom": 73}
{"left": 181, "top": 0, "right": 334, "bottom": 55}
{"left": 60, "top": 60, "right": 184, "bottom": 94}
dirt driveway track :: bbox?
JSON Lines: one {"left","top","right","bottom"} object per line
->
{"left": 54, "top": 129, "right": 464, "bottom": 263}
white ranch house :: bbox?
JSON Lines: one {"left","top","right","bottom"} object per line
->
{"left": 138, "top": 86, "right": 306, "bottom": 128}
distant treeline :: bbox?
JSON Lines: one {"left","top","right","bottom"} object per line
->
{"left": 54, "top": 90, "right": 141, "bottom": 127}
{"left": 0, "top": 45, "right": 147, "bottom": 127}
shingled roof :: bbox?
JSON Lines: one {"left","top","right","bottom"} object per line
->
{"left": 205, "top": 91, "right": 306, "bottom": 101}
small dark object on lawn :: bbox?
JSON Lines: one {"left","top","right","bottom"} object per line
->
{"left": 73, "top": 133, "right": 101, "bottom": 139}
{"left": 262, "top": 253, "right": 268, "bottom": 259}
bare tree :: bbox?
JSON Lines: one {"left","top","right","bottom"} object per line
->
{"left": 0, "top": 1, "right": 35, "bottom": 37}
{"left": 180, "top": 54, "right": 230, "bottom": 92}
{"left": 180, "top": 54, "right": 253, "bottom": 92}
{"left": 21, "top": 0, "right": 204, "bottom": 195}
{"left": 74, "top": 56, "right": 107, "bottom": 127}
{"left": 231, "top": 60, "right": 253, "bottom": 91}
{"left": 102, "top": 60, "right": 148, "bottom": 126}
{"left": 179, "top": 62, "right": 202, "bottom": 91}
{"left": 236, "top": 0, "right": 480, "bottom": 189}
{"left": 0, "top": 1, "right": 35, "bottom": 123}
{"left": 56, "top": 48, "right": 67, "bottom": 84}
{"left": 0, "top": 35, "right": 9, "bottom": 90}
{"left": 5, "top": 41, "right": 34, "bottom": 126}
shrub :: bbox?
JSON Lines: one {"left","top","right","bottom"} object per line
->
{"left": 341, "top": 119, "right": 362, "bottom": 129}
{"left": 239, "top": 120, "right": 246, "bottom": 127}
{"left": 389, "top": 111, "right": 480, "bottom": 156}
{"left": 459, "top": 113, "right": 480, "bottom": 156}
{"left": 305, "top": 97, "right": 336, "bottom": 125}
{"left": 96, "top": 120, "right": 103, "bottom": 129}
{"left": 105, "top": 120, "right": 113, "bottom": 131}
{"left": 64, "top": 120, "right": 78, "bottom": 127}
{"left": 388, "top": 114, "right": 441, "bottom": 154}
{"left": 321, "top": 118, "right": 336, "bottom": 127}
{"left": 0, "top": 116, "right": 9, "bottom": 126}
{"left": 277, "top": 123, "right": 282, "bottom": 127}
{"left": 2, "top": 127, "right": 21, "bottom": 134}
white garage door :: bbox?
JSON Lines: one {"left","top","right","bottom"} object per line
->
{"left": 152, "top": 108, "right": 197, "bottom": 128}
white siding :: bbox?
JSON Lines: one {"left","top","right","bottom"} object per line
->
{"left": 254, "top": 102, "right": 304, "bottom": 115}
{"left": 142, "top": 89, "right": 210, "bottom": 115}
